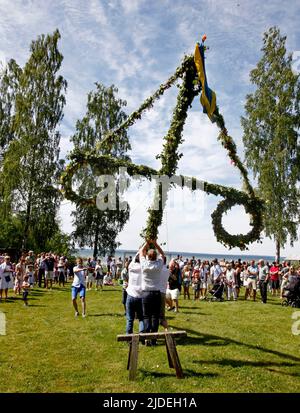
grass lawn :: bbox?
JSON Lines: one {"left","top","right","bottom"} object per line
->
{"left": 0, "top": 284, "right": 299, "bottom": 393}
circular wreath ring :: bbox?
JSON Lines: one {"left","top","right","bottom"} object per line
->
{"left": 211, "top": 196, "right": 263, "bottom": 251}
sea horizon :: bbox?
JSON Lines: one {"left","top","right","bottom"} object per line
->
{"left": 76, "top": 248, "right": 281, "bottom": 263}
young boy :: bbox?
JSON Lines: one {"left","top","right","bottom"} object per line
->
{"left": 72, "top": 258, "right": 87, "bottom": 318}
{"left": 27, "top": 263, "right": 35, "bottom": 287}
{"left": 22, "top": 274, "right": 31, "bottom": 306}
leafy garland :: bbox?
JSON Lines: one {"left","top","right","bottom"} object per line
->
{"left": 61, "top": 53, "right": 264, "bottom": 250}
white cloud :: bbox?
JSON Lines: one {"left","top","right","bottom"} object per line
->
{"left": 1, "top": 0, "right": 299, "bottom": 257}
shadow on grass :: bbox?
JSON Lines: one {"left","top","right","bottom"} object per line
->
{"left": 27, "top": 304, "right": 47, "bottom": 307}
{"left": 96, "top": 289, "right": 121, "bottom": 292}
{"left": 1, "top": 297, "right": 38, "bottom": 303}
{"left": 266, "top": 368, "right": 300, "bottom": 377}
{"left": 139, "top": 368, "right": 218, "bottom": 380}
{"left": 171, "top": 326, "right": 300, "bottom": 363}
{"left": 193, "top": 359, "right": 298, "bottom": 368}
{"left": 178, "top": 311, "right": 208, "bottom": 316}
{"left": 89, "top": 313, "right": 125, "bottom": 318}
{"left": 180, "top": 305, "right": 207, "bottom": 309}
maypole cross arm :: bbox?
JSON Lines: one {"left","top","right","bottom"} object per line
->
{"left": 61, "top": 39, "right": 264, "bottom": 250}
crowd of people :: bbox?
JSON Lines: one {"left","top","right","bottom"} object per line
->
{"left": 0, "top": 251, "right": 70, "bottom": 304}
{"left": 69, "top": 245, "right": 300, "bottom": 344}
{"left": 0, "top": 248, "right": 300, "bottom": 325}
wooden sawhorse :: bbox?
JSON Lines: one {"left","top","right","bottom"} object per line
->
{"left": 117, "top": 331, "right": 187, "bottom": 381}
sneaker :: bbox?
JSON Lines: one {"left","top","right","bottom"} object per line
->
{"left": 75, "top": 312, "right": 79, "bottom": 317}
{"left": 82, "top": 313, "right": 86, "bottom": 318}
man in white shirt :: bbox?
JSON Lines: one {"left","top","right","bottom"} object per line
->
{"left": 177, "top": 256, "right": 185, "bottom": 272}
{"left": 140, "top": 239, "right": 165, "bottom": 343}
{"left": 72, "top": 257, "right": 87, "bottom": 317}
{"left": 126, "top": 254, "right": 144, "bottom": 334}
{"left": 210, "top": 259, "right": 223, "bottom": 286}
{"left": 245, "top": 260, "right": 259, "bottom": 301}
{"left": 258, "top": 259, "right": 269, "bottom": 304}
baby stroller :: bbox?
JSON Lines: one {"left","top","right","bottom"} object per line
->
{"left": 208, "top": 280, "right": 225, "bottom": 302}
{"left": 282, "top": 278, "right": 300, "bottom": 308}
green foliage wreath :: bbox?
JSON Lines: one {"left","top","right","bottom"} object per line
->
{"left": 61, "top": 54, "right": 264, "bottom": 250}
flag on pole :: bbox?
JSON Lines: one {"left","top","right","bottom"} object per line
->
{"left": 194, "top": 42, "right": 216, "bottom": 120}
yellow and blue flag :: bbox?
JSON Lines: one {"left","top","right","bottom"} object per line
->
{"left": 194, "top": 42, "right": 216, "bottom": 120}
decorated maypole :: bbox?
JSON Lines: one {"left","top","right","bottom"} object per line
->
{"left": 61, "top": 36, "right": 264, "bottom": 250}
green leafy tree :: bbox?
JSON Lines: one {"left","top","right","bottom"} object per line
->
{"left": 70, "top": 83, "right": 130, "bottom": 258}
{"left": 0, "top": 29, "right": 67, "bottom": 250}
{"left": 241, "top": 26, "right": 300, "bottom": 260}
{"left": 45, "top": 231, "right": 75, "bottom": 257}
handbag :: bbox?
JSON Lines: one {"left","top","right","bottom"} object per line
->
{"left": 5, "top": 275, "right": 11, "bottom": 283}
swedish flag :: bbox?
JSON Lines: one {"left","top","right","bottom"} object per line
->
{"left": 194, "top": 42, "right": 216, "bottom": 120}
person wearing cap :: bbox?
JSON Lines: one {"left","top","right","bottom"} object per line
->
{"left": 258, "top": 259, "right": 269, "bottom": 304}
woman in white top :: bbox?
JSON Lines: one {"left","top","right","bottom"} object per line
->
{"left": 58, "top": 257, "right": 66, "bottom": 287}
{"left": 95, "top": 260, "right": 104, "bottom": 290}
{"left": 0, "top": 256, "right": 14, "bottom": 300}
{"left": 225, "top": 263, "right": 237, "bottom": 301}
{"left": 182, "top": 264, "right": 191, "bottom": 300}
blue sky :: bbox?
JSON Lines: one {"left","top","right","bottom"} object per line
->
{"left": 0, "top": 0, "right": 300, "bottom": 257}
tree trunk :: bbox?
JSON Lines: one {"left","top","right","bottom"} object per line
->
{"left": 275, "top": 238, "right": 280, "bottom": 263}
{"left": 23, "top": 150, "right": 36, "bottom": 250}
{"left": 23, "top": 193, "right": 32, "bottom": 250}
{"left": 93, "top": 227, "right": 99, "bottom": 259}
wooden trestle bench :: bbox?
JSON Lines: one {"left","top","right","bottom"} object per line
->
{"left": 117, "top": 330, "right": 187, "bottom": 381}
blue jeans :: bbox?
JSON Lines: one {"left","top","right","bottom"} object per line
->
{"left": 126, "top": 294, "right": 144, "bottom": 334}
{"left": 142, "top": 291, "right": 161, "bottom": 334}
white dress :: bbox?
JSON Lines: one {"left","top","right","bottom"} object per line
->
{"left": 0, "top": 263, "right": 14, "bottom": 289}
